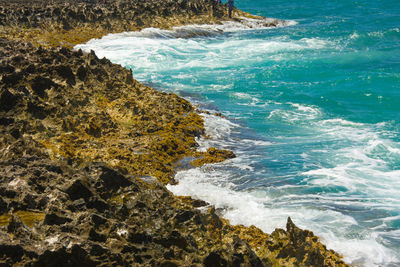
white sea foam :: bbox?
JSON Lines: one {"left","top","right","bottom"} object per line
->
{"left": 75, "top": 20, "right": 327, "bottom": 77}
{"left": 231, "top": 92, "right": 261, "bottom": 106}
{"left": 167, "top": 164, "right": 396, "bottom": 267}
{"left": 267, "top": 103, "right": 321, "bottom": 123}
{"left": 75, "top": 20, "right": 400, "bottom": 266}
{"left": 195, "top": 112, "right": 242, "bottom": 152}
{"left": 233, "top": 92, "right": 256, "bottom": 100}
{"left": 350, "top": 31, "right": 360, "bottom": 39}
{"left": 76, "top": 17, "right": 297, "bottom": 48}
{"left": 167, "top": 110, "right": 400, "bottom": 266}
{"left": 103, "top": 17, "right": 297, "bottom": 39}
{"left": 76, "top": 35, "right": 330, "bottom": 74}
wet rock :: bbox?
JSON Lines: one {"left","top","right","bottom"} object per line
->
{"left": 192, "top": 198, "right": 209, "bottom": 207}
{"left": 192, "top": 147, "right": 236, "bottom": 167}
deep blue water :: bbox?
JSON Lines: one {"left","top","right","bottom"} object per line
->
{"left": 76, "top": 0, "right": 400, "bottom": 265}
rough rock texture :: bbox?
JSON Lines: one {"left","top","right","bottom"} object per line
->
{"left": 0, "top": 155, "right": 348, "bottom": 266}
{"left": 0, "top": 0, "right": 349, "bottom": 266}
{"left": 0, "top": 38, "right": 208, "bottom": 184}
{"left": 0, "top": 0, "right": 277, "bottom": 48}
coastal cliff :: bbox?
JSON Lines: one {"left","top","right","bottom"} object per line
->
{"left": 0, "top": 0, "right": 349, "bottom": 266}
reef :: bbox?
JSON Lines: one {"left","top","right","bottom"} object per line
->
{"left": 0, "top": 0, "right": 349, "bottom": 266}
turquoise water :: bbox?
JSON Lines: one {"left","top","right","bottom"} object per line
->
{"left": 76, "top": 0, "right": 400, "bottom": 265}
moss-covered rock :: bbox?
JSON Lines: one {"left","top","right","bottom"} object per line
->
{"left": 0, "top": 0, "right": 349, "bottom": 266}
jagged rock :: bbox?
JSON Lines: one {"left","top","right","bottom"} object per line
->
{"left": 0, "top": 117, "right": 15, "bottom": 126}
{"left": 192, "top": 147, "right": 236, "bottom": 166}
{"left": 231, "top": 237, "right": 264, "bottom": 267}
{"left": 90, "top": 244, "right": 108, "bottom": 257}
{"left": 34, "top": 246, "right": 96, "bottom": 267}
{"left": 88, "top": 228, "right": 107, "bottom": 242}
{"left": 0, "top": 244, "right": 25, "bottom": 263}
{"left": 2, "top": 71, "right": 22, "bottom": 85}
{"left": 76, "top": 65, "right": 87, "bottom": 81}
{"left": 24, "top": 64, "right": 36, "bottom": 74}
{"left": 29, "top": 75, "right": 54, "bottom": 97}
{"left": 0, "top": 64, "right": 15, "bottom": 73}
{"left": 86, "top": 198, "right": 109, "bottom": 213}
{"left": 55, "top": 65, "right": 75, "bottom": 85}
{"left": 0, "top": 197, "right": 7, "bottom": 213}
{"left": 7, "top": 214, "right": 24, "bottom": 233}
{"left": 0, "top": 88, "right": 18, "bottom": 111}
{"left": 0, "top": 1, "right": 349, "bottom": 266}
{"left": 43, "top": 213, "right": 72, "bottom": 225}
{"left": 203, "top": 251, "right": 228, "bottom": 267}
{"left": 98, "top": 166, "right": 132, "bottom": 190}
{"left": 27, "top": 100, "right": 48, "bottom": 119}
{"left": 155, "top": 231, "right": 189, "bottom": 249}
{"left": 91, "top": 214, "right": 107, "bottom": 226}
{"left": 174, "top": 210, "right": 195, "bottom": 223}
{"left": 10, "top": 127, "right": 21, "bottom": 139}
{"left": 65, "top": 180, "right": 93, "bottom": 200}
{"left": 129, "top": 232, "right": 153, "bottom": 244}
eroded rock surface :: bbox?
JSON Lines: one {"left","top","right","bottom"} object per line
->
{"left": 0, "top": 155, "right": 348, "bottom": 266}
{"left": 0, "top": 0, "right": 349, "bottom": 266}
{"left": 0, "top": 0, "right": 268, "bottom": 48}
{"left": 0, "top": 38, "right": 206, "bottom": 183}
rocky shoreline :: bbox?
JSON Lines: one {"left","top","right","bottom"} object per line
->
{"left": 0, "top": 0, "right": 349, "bottom": 266}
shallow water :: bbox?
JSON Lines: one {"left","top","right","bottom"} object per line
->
{"left": 76, "top": 0, "right": 400, "bottom": 265}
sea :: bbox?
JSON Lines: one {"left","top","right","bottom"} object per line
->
{"left": 75, "top": 0, "right": 400, "bottom": 265}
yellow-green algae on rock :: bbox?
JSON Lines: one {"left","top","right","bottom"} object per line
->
{"left": 0, "top": 211, "right": 45, "bottom": 228}
{"left": 0, "top": 0, "right": 266, "bottom": 48}
{"left": 0, "top": 0, "right": 350, "bottom": 266}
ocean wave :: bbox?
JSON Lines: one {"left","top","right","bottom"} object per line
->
{"left": 75, "top": 31, "right": 330, "bottom": 75}
{"left": 267, "top": 103, "right": 321, "bottom": 123}
{"left": 75, "top": 16, "right": 400, "bottom": 265}
{"left": 81, "top": 17, "right": 297, "bottom": 40}
{"left": 347, "top": 28, "right": 400, "bottom": 48}
{"left": 167, "top": 164, "right": 397, "bottom": 267}
{"left": 195, "top": 112, "right": 241, "bottom": 151}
